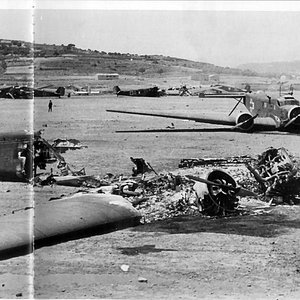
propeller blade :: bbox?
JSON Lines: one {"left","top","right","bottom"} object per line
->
{"left": 284, "top": 115, "right": 300, "bottom": 128}
{"left": 185, "top": 175, "right": 235, "bottom": 189}
{"left": 235, "top": 187, "right": 258, "bottom": 197}
{"left": 232, "top": 114, "right": 258, "bottom": 130}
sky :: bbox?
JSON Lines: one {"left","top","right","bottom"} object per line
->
{"left": 2, "top": 1, "right": 300, "bottom": 67}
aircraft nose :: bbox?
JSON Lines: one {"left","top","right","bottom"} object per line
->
{"left": 289, "top": 106, "right": 300, "bottom": 124}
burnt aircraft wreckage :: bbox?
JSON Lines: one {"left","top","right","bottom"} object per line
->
{"left": 0, "top": 130, "right": 69, "bottom": 182}
{"left": 107, "top": 90, "right": 300, "bottom": 133}
{"left": 1, "top": 130, "right": 299, "bottom": 260}
{"left": 0, "top": 131, "right": 141, "bottom": 259}
{"left": 0, "top": 131, "right": 46, "bottom": 182}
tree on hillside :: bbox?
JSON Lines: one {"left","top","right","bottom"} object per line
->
{"left": 138, "top": 67, "right": 146, "bottom": 74}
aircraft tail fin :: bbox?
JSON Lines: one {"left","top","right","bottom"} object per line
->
{"left": 244, "top": 84, "right": 251, "bottom": 93}
{"left": 56, "top": 87, "right": 65, "bottom": 96}
{"left": 113, "top": 86, "right": 121, "bottom": 94}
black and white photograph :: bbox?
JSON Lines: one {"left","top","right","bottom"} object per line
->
{"left": 0, "top": 0, "right": 300, "bottom": 298}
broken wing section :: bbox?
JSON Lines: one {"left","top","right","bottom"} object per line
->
{"left": 0, "top": 193, "right": 141, "bottom": 260}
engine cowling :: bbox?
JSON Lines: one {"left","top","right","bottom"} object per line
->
{"left": 288, "top": 106, "right": 300, "bottom": 126}
{"left": 235, "top": 112, "right": 254, "bottom": 131}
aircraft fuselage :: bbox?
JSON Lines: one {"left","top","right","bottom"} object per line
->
{"left": 245, "top": 92, "right": 300, "bottom": 129}
{"left": 0, "top": 132, "right": 33, "bottom": 182}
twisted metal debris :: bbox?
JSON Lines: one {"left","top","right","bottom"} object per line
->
{"left": 37, "top": 150, "right": 300, "bottom": 222}
{"left": 245, "top": 147, "right": 300, "bottom": 204}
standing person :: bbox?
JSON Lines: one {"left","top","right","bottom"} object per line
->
{"left": 48, "top": 100, "right": 53, "bottom": 112}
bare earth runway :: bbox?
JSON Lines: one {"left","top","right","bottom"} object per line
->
{"left": 0, "top": 94, "right": 300, "bottom": 299}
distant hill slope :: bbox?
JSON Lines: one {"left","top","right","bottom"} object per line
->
{"left": 0, "top": 38, "right": 258, "bottom": 77}
{"left": 34, "top": 54, "right": 258, "bottom": 78}
{"left": 238, "top": 60, "right": 300, "bottom": 76}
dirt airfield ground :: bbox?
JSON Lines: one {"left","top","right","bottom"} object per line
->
{"left": 0, "top": 90, "right": 300, "bottom": 299}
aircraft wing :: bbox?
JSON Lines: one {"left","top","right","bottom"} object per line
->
{"left": 107, "top": 109, "right": 279, "bottom": 132}
{"left": 116, "top": 128, "right": 239, "bottom": 133}
{"left": 107, "top": 109, "right": 237, "bottom": 126}
{"left": 0, "top": 193, "right": 141, "bottom": 260}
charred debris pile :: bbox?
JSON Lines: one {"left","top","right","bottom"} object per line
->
{"left": 37, "top": 146, "right": 300, "bottom": 223}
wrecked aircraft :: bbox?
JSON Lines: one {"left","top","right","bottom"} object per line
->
{"left": 52, "top": 138, "right": 88, "bottom": 153}
{"left": 186, "top": 170, "right": 258, "bottom": 216}
{"left": 0, "top": 131, "right": 80, "bottom": 182}
{"left": 0, "top": 131, "right": 34, "bottom": 181}
{"left": 0, "top": 131, "right": 53, "bottom": 182}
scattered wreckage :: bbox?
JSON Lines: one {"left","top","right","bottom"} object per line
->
{"left": 34, "top": 148, "right": 300, "bottom": 222}
{"left": 245, "top": 147, "right": 300, "bottom": 204}
{"left": 52, "top": 138, "right": 88, "bottom": 153}
{"left": 35, "top": 147, "right": 300, "bottom": 221}
{"left": 178, "top": 156, "right": 252, "bottom": 168}
{"left": 0, "top": 133, "right": 141, "bottom": 260}
{"left": 0, "top": 130, "right": 56, "bottom": 182}
{"left": 2, "top": 142, "right": 300, "bottom": 260}
{"left": 166, "top": 85, "right": 192, "bottom": 96}
{"left": 2, "top": 132, "right": 298, "bottom": 222}
{"left": 0, "top": 130, "right": 88, "bottom": 183}
{"left": 29, "top": 141, "right": 300, "bottom": 220}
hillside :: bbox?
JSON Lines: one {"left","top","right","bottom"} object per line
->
{"left": 0, "top": 39, "right": 258, "bottom": 78}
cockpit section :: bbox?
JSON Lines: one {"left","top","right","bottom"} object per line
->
{"left": 277, "top": 95, "right": 300, "bottom": 107}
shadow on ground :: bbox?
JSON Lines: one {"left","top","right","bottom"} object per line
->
{"left": 117, "top": 244, "right": 177, "bottom": 256}
{"left": 133, "top": 207, "right": 300, "bottom": 238}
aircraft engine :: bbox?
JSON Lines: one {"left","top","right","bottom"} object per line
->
{"left": 193, "top": 170, "right": 239, "bottom": 216}
{"left": 288, "top": 106, "right": 300, "bottom": 126}
{"left": 235, "top": 112, "right": 254, "bottom": 131}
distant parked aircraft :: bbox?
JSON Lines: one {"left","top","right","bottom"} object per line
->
{"left": 113, "top": 86, "right": 164, "bottom": 97}
{"left": 0, "top": 85, "right": 65, "bottom": 99}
